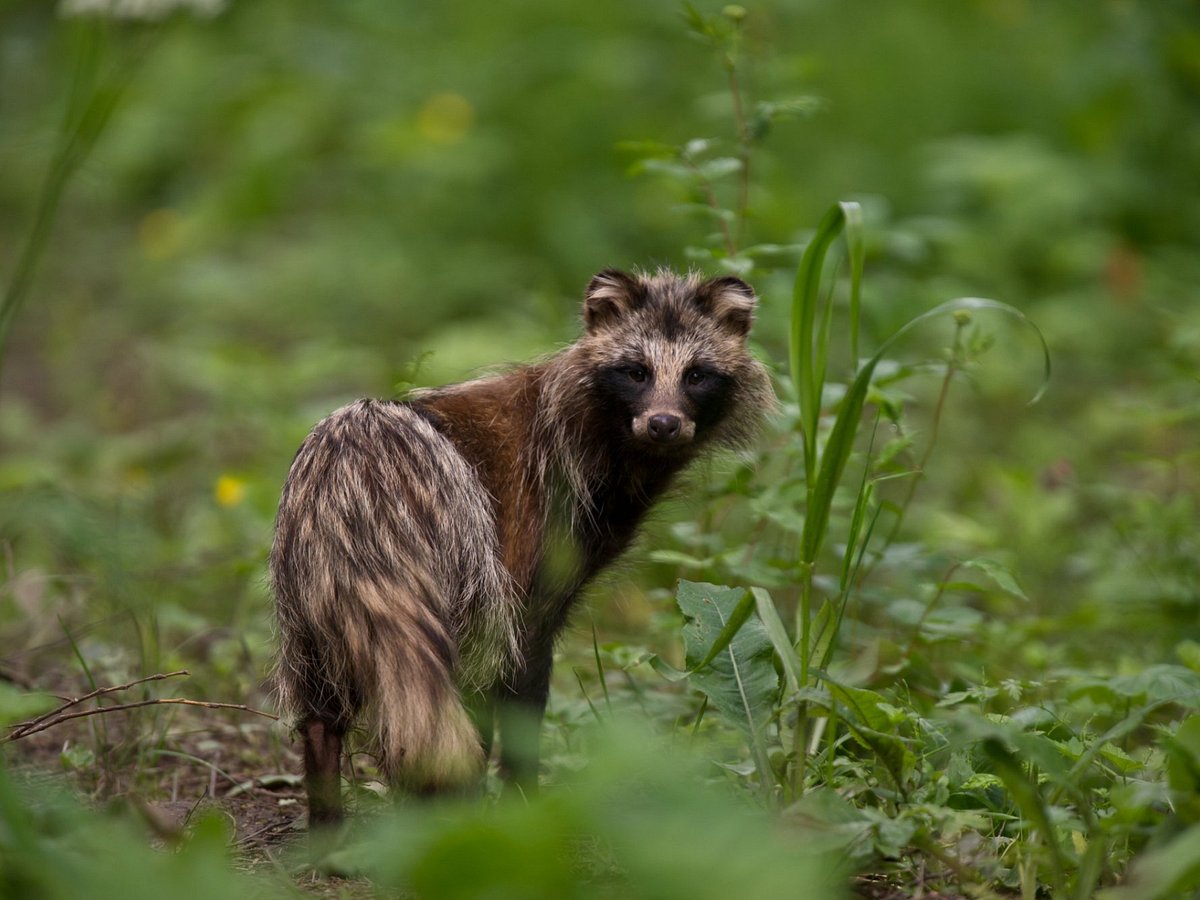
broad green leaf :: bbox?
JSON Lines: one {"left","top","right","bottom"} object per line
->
{"left": 1111, "top": 665, "right": 1200, "bottom": 704}
{"left": 691, "top": 587, "right": 757, "bottom": 672}
{"left": 788, "top": 788, "right": 878, "bottom": 865}
{"left": 1095, "top": 742, "right": 1141, "bottom": 775}
{"left": 647, "top": 549, "right": 714, "bottom": 568}
{"left": 948, "top": 709, "right": 1072, "bottom": 784}
{"left": 826, "top": 682, "right": 915, "bottom": 789}
{"left": 697, "top": 157, "right": 743, "bottom": 180}
{"left": 718, "top": 256, "right": 755, "bottom": 276}
{"left": 677, "top": 582, "right": 780, "bottom": 798}
{"left": 741, "top": 242, "right": 806, "bottom": 258}
{"left": 1165, "top": 716, "right": 1200, "bottom": 800}
{"left": 857, "top": 806, "right": 917, "bottom": 859}
{"left": 1071, "top": 665, "right": 1200, "bottom": 706}
{"left": 961, "top": 772, "right": 1004, "bottom": 791}
{"left": 637, "top": 158, "right": 693, "bottom": 181}
{"left": 1052, "top": 701, "right": 1169, "bottom": 803}
{"left": 677, "top": 581, "right": 780, "bottom": 740}
{"left": 1178, "top": 640, "right": 1200, "bottom": 673}
{"left": 647, "top": 654, "right": 687, "bottom": 683}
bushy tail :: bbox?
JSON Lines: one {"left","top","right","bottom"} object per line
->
{"left": 274, "top": 572, "right": 484, "bottom": 792}
{"left": 271, "top": 399, "right": 513, "bottom": 793}
{"left": 357, "top": 578, "right": 483, "bottom": 791}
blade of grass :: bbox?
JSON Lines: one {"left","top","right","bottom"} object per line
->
{"left": 690, "top": 695, "right": 709, "bottom": 738}
{"left": 839, "top": 429, "right": 878, "bottom": 592}
{"left": 0, "top": 22, "right": 149, "bottom": 369}
{"left": 59, "top": 616, "right": 111, "bottom": 787}
{"left": 801, "top": 295, "right": 1050, "bottom": 570}
{"left": 751, "top": 587, "right": 800, "bottom": 695}
{"left": 812, "top": 259, "right": 840, "bottom": 430}
{"left": 789, "top": 200, "right": 864, "bottom": 799}
{"left": 573, "top": 669, "right": 605, "bottom": 725}
{"left": 591, "top": 623, "right": 612, "bottom": 715}
{"left": 843, "top": 202, "right": 864, "bottom": 364}
{"left": 789, "top": 201, "right": 864, "bottom": 485}
{"left": 788, "top": 206, "right": 1048, "bottom": 802}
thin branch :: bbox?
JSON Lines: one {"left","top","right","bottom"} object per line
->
{"left": 870, "top": 319, "right": 970, "bottom": 570}
{"left": 684, "top": 157, "right": 738, "bottom": 257}
{"left": 9, "top": 669, "right": 190, "bottom": 737}
{"left": 885, "top": 357, "right": 957, "bottom": 545}
{"left": 901, "top": 562, "right": 964, "bottom": 660}
{"left": 4, "top": 697, "right": 278, "bottom": 744}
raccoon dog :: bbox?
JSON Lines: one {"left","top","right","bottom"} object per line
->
{"left": 270, "top": 268, "right": 774, "bottom": 824}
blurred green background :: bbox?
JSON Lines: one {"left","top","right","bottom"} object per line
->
{"left": 1, "top": 0, "right": 1197, "bottom": 735}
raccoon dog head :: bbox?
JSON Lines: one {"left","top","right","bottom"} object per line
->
{"left": 578, "top": 268, "right": 770, "bottom": 455}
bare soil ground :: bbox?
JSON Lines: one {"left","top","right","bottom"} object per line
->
{"left": 2, "top": 667, "right": 345, "bottom": 891}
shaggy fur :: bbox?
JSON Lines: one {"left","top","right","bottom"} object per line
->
{"left": 270, "top": 268, "right": 774, "bottom": 824}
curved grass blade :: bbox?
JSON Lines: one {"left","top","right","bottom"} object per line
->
{"left": 0, "top": 24, "right": 147, "bottom": 366}
{"left": 592, "top": 623, "right": 612, "bottom": 714}
{"left": 790, "top": 201, "right": 864, "bottom": 483}
{"left": 843, "top": 202, "right": 864, "bottom": 364}
{"left": 800, "top": 296, "right": 1051, "bottom": 567}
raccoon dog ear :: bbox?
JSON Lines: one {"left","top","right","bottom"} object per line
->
{"left": 699, "top": 275, "right": 757, "bottom": 336}
{"left": 583, "top": 269, "right": 645, "bottom": 333}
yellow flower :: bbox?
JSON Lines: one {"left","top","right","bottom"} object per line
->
{"left": 215, "top": 475, "right": 247, "bottom": 508}
{"left": 416, "top": 92, "right": 474, "bottom": 145}
{"left": 138, "top": 208, "right": 185, "bottom": 260}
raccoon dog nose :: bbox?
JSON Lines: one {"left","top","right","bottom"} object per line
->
{"left": 647, "top": 414, "right": 682, "bottom": 443}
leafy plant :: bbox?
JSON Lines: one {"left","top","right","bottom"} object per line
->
{"left": 0, "top": 757, "right": 278, "bottom": 900}
{"left": 626, "top": 3, "right": 820, "bottom": 275}
{"left": 2, "top": 1, "right": 1198, "bottom": 897}
{"left": 0, "top": 3, "right": 220, "bottom": 368}
{"left": 331, "top": 721, "right": 846, "bottom": 899}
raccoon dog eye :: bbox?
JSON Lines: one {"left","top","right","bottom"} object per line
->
{"left": 627, "top": 365, "right": 648, "bottom": 384}
{"left": 685, "top": 369, "right": 707, "bottom": 386}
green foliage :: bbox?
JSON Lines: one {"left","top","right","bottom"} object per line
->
{"left": 2, "top": 0, "right": 1198, "bottom": 897}
{"left": 332, "top": 722, "right": 844, "bottom": 899}
{"left": 0, "top": 684, "right": 57, "bottom": 727}
{"left": 673, "top": 582, "right": 778, "bottom": 796}
{"left": 0, "top": 760, "right": 277, "bottom": 900}
{"left": 663, "top": 197, "right": 1194, "bottom": 892}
